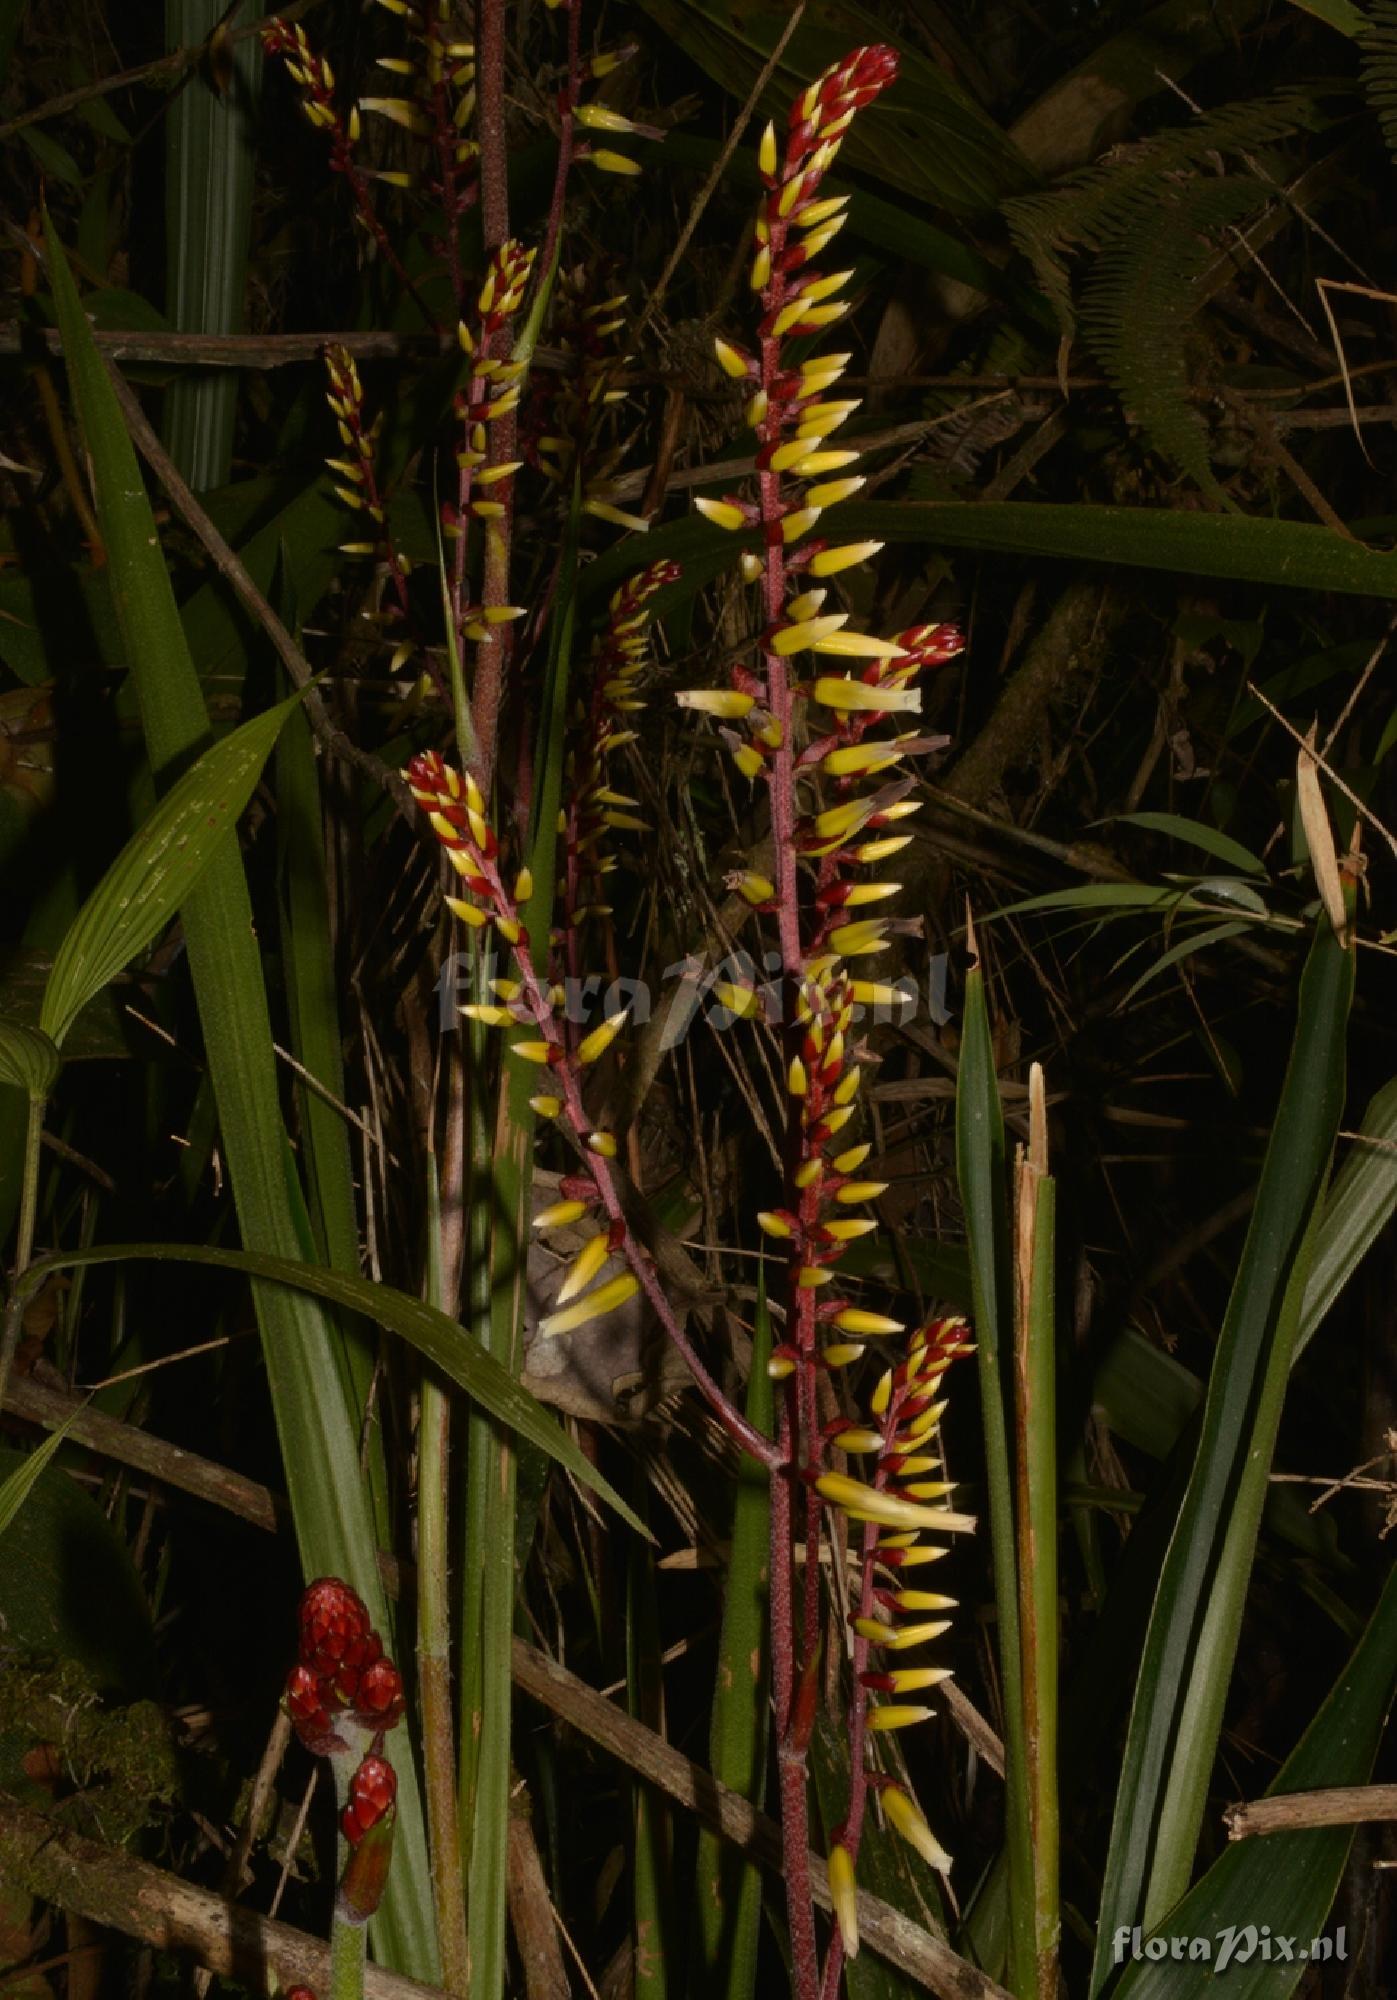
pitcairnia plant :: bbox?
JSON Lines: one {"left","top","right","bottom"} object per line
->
{"left": 399, "top": 38, "right": 980, "bottom": 2000}
{"left": 259, "top": 5, "right": 979, "bottom": 1991}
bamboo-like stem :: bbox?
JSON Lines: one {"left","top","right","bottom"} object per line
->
{"left": 1014, "top": 1066, "right": 1059, "bottom": 2000}
{"left": 419, "top": 1164, "right": 469, "bottom": 1995}
{"left": 0, "top": 1092, "right": 46, "bottom": 1413}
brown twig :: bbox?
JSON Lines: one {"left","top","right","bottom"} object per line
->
{"left": 98, "top": 357, "right": 407, "bottom": 807}
{"left": 1224, "top": 1785, "right": 1397, "bottom": 1841}
{"left": 1, "top": 1372, "right": 280, "bottom": 1532}
{"left": 0, "top": 326, "right": 570, "bottom": 368}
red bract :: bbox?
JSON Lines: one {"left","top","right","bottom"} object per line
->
{"left": 341, "top": 1754, "right": 398, "bottom": 1845}
{"left": 299, "top": 1577, "right": 381, "bottom": 1682}
{"left": 354, "top": 1656, "right": 406, "bottom": 1729}
{"left": 285, "top": 1661, "right": 334, "bottom": 1731}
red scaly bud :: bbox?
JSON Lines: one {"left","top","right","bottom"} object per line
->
{"left": 341, "top": 1754, "right": 398, "bottom": 1846}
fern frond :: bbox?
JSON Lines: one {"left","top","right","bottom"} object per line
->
{"left": 1002, "top": 87, "right": 1324, "bottom": 335}
{"left": 1361, "top": 3, "right": 1397, "bottom": 162}
{"left": 1078, "top": 176, "right": 1271, "bottom": 498}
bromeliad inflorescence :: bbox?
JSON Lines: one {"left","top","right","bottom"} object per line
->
{"left": 284, "top": 1578, "right": 406, "bottom": 1925}
{"left": 675, "top": 43, "right": 975, "bottom": 1992}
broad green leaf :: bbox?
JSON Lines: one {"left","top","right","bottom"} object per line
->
{"left": 956, "top": 954, "right": 1035, "bottom": 1996}
{"left": 869, "top": 493, "right": 1397, "bottom": 597}
{"left": 39, "top": 692, "right": 302, "bottom": 1049}
{"left": 22, "top": 1241, "right": 648, "bottom": 1536}
{"left": 0, "top": 1021, "right": 60, "bottom": 1098}
{"left": 1091, "top": 912, "right": 1355, "bottom": 1990}
{"left": 44, "top": 214, "right": 439, "bottom": 1981}
{"left": 1113, "top": 1557, "right": 1397, "bottom": 1997}
{"left": 1103, "top": 812, "right": 1267, "bottom": 876}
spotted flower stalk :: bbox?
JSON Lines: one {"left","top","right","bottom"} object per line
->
{"left": 323, "top": 347, "right": 421, "bottom": 681}
{"left": 675, "top": 45, "right": 974, "bottom": 1995}
{"left": 260, "top": 16, "right": 421, "bottom": 302}
{"left": 558, "top": 561, "right": 678, "bottom": 1005}
{"left": 822, "top": 1317, "right": 975, "bottom": 1984}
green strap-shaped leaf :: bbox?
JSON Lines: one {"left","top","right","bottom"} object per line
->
{"left": 39, "top": 692, "right": 302, "bottom": 1048}
{"left": 44, "top": 213, "right": 439, "bottom": 1981}
{"left": 867, "top": 494, "right": 1397, "bottom": 598}
{"left": 1091, "top": 912, "right": 1355, "bottom": 1992}
{"left": 0, "top": 1021, "right": 60, "bottom": 1098}
{"left": 1113, "top": 1556, "right": 1397, "bottom": 1998}
{"left": 22, "top": 1241, "right": 647, "bottom": 1536}
{"left": 956, "top": 958, "right": 1035, "bottom": 1997}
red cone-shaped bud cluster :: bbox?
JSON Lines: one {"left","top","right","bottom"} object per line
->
{"left": 284, "top": 1577, "right": 405, "bottom": 1753}
{"left": 342, "top": 1753, "right": 398, "bottom": 1846}
{"left": 300, "top": 1576, "right": 382, "bottom": 1688}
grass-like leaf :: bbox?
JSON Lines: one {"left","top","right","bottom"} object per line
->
{"left": 0, "top": 1411, "right": 80, "bottom": 1538}
{"left": 44, "top": 213, "right": 440, "bottom": 1980}
{"left": 1112, "top": 1556, "right": 1397, "bottom": 1998}
{"left": 956, "top": 943, "right": 1035, "bottom": 1997}
{"left": 21, "top": 1240, "right": 648, "bottom": 1535}
{"left": 1090, "top": 908, "right": 1355, "bottom": 1991}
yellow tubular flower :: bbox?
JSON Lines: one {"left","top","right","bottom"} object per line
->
{"left": 577, "top": 1009, "right": 629, "bottom": 1065}
{"left": 539, "top": 1270, "right": 641, "bottom": 1337}
{"left": 695, "top": 496, "right": 748, "bottom": 531}
{"left": 828, "top": 1845, "right": 859, "bottom": 1960}
{"left": 808, "top": 540, "right": 884, "bottom": 576}
{"left": 677, "top": 689, "right": 756, "bottom": 718}
{"left": 816, "top": 1475, "right": 964, "bottom": 1534}
{"left": 831, "top": 1307, "right": 902, "bottom": 1335}
{"left": 882, "top": 1788, "right": 953, "bottom": 1872}
{"left": 867, "top": 1705, "right": 936, "bottom": 1732}
{"left": 534, "top": 1200, "right": 589, "bottom": 1231}
{"left": 556, "top": 1233, "right": 611, "bottom": 1305}
{"left": 832, "top": 1427, "right": 883, "bottom": 1453}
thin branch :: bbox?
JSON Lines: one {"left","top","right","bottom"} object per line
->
{"left": 1225, "top": 1785, "right": 1397, "bottom": 1841}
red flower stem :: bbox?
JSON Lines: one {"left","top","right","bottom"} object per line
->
{"left": 469, "top": 0, "right": 513, "bottom": 793}
{"left": 454, "top": 841, "right": 778, "bottom": 1470}
{"left": 536, "top": 0, "right": 582, "bottom": 291}
{"left": 755, "top": 185, "right": 826, "bottom": 2000}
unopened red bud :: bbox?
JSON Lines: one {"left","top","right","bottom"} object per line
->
{"left": 284, "top": 1663, "right": 343, "bottom": 1753}
{"left": 354, "top": 1657, "right": 405, "bottom": 1729}
{"left": 342, "top": 1754, "right": 398, "bottom": 1846}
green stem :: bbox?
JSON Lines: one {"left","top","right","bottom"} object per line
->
{"left": 1013, "top": 1073, "right": 1059, "bottom": 2000}
{"left": 0, "top": 1092, "right": 47, "bottom": 1412}
{"left": 421, "top": 1162, "right": 469, "bottom": 1995}
{"left": 329, "top": 1899, "right": 367, "bottom": 2000}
